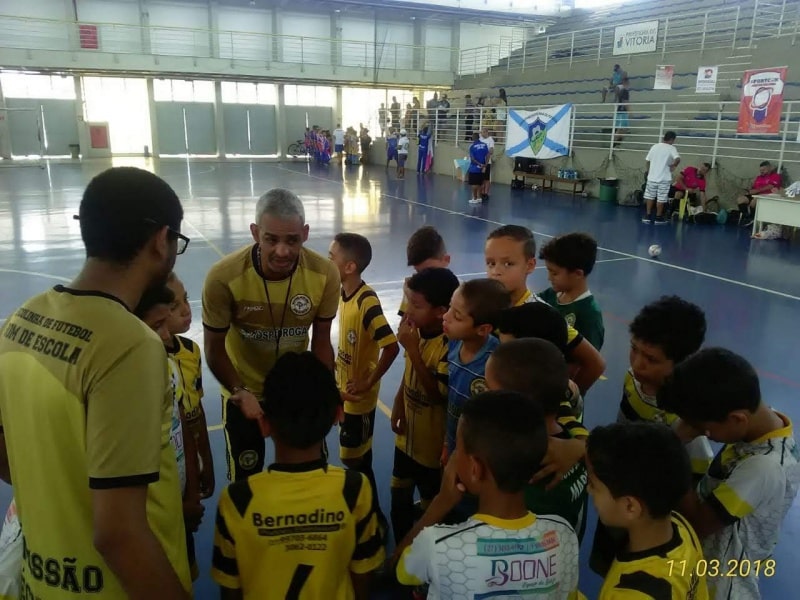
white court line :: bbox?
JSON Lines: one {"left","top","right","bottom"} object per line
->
{"left": 0, "top": 268, "right": 71, "bottom": 283}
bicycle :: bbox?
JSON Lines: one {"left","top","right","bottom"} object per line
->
{"left": 286, "top": 140, "right": 307, "bottom": 157}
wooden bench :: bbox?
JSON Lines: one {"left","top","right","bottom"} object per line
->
{"left": 512, "top": 171, "right": 590, "bottom": 196}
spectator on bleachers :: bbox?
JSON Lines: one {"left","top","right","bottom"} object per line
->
{"left": 602, "top": 64, "right": 627, "bottom": 102}
{"left": 465, "top": 95, "right": 476, "bottom": 141}
{"left": 404, "top": 103, "right": 413, "bottom": 131}
{"left": 427, "top": 92, "right": 439, "bottom": 121}
{"left": 737, "top": 161, "right": 783, "bottom": 227}
{"left": 391, "top": 97, "right": 401, "bottom": 128}
{"left": 378, "top": 104, "right": 388, "bottom": 137}
{"left": 412, "top": 97, "right": 421, "bottom": 132}
{"left": 673, "top": 162, "right": 711, "bottom": 212}
{"left": 613, "top": 78, "right": 631, "bottom": 147}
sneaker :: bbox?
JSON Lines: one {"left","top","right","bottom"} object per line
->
{"left": 468, "top": 198, "right": 482, "bottom": 204}
{"left": 654, "top": 216, "right": 668, "bottom": 225}
{"left": 642, "top": 215, "right": 653, "bottom": 224}
{"left": 481, "top": 193, "right": 489, "bottom": 201}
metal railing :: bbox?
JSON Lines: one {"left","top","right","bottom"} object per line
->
{"left": 415, "top": 101, "right": 799, "bottom": 171}
{"left": 459, "top": 0, "right": 800, "bottom": 76}
{"left": 0, "top": 14, "right": 457, "bottom": 74}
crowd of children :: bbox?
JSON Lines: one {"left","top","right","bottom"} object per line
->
{"left": 200, "top": 221, "right": 798, "bottom": 600}
{"left": 71, "top": 209, "right": 797, "bottom": 600}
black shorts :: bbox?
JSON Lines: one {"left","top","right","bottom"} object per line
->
{"left": 339, "top": 409, "right": 376, "bottom": 460}
{"left": 391, "top": 447, "right": 441, "bottom": 502}
{"left": 468, "top": 171, "right": 485, "bottom": 186}
{"left": 484, "top": 164, "right": 492, "bottom": 180}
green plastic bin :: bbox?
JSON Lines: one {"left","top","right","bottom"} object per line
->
{"left": 599, "top": 178, "right": 618, "bottom": 203}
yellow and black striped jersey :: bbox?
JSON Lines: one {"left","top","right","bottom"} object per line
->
{"left": 600, "top": 512, "right": 709, "bottom": 600}
{"left": 168, "top": 335, "right": 204, "bottom": 425}
{"left": 395, "top": 332, "right": 449, "bottom": 469}
{"left": 336, "top": 282, "right": 397, "bottom": 415}
{"left": 212, "top": 459, "right": 384, "bottom": 599}
{"left": 202, "top": 245, "right": 340, "bottom": 396}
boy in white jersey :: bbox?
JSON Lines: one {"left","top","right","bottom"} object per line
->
{"left": 659, "top": 348, "right": 800, "bottom": 600}
{"left": 396, "top": 390, "right": 583, "bottom": 599}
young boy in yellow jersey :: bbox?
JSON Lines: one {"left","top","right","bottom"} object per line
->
{"left": 134, "top": 285, "right": 204, "bottom": 579}
{"left": 622, "top": 296, "right": 713, "bottom": 476}
{"left": 164, "top": 272, "right": 213, "bottom": 579}
{"left": 395, "top": 391, "right": 584, "bottom": 599}
{"left": 398, "top": 225, "right": 451, "bottom": 317}
{"left": 658, "top": 348, "right": 799, "bottom": 600}
{"left": 328, "top": 233, "right": 400, "bottom": 529}
{"left": 587, "top": 422, "right": 708, "bottom": 600}
{"left": 391, "top": 267, "right": 460, "bottom": 545}
{"left": 212, "top": 351, "right": 384, "bottom": 600}
{"left": 484, "top": 225, "right": 605, "bottom": 395}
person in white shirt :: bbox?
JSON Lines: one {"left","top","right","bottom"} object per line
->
{"left": 397, "top": 129, "right": 410, "bottom": 179}
{"left": 479, "top": 127, "right": 495, "bottom": 201}
{"left": 643, "top": 131, "right": 680, "bottom": 225}
{"left": 333, "top": 124, "right": 345, "bottom": 162}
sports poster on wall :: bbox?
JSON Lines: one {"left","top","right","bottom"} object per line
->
{"left": 505, "top": 104, "right": 573, "bottom": 160}
{"left": 696, "top": 66, "right": 719, "bottom": 94}
{"left": 613, "top": 20, "right": 659, "bottom": 56}
{"left": 654, "top": 65, "right": 674, "bottom": 90}
{"left": 737, "top": 67, "right": 788, "bottom": 135}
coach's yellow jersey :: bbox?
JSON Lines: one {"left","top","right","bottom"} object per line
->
{"left": 212, "top": 459, "right": 384, "bottom": 599}
{"left": 0, "top": 287, "right": 190, "bottom": 598}
{"left": 600, "top": 512, "right": 708, "bottom": 600}
{"left": 169, "top": 334, "right": 204, "bottom": 426}
{"left": 203, "top": 245, "right": 340, "bottom": 395}
{"left": 336, "top": 282, "right": 397, "bottom": 415}
{"left": 518, "top": 289, "right": 582, "bottom": 353}
{"left": 395, "top": 332, "right": 449, "bottom": 469}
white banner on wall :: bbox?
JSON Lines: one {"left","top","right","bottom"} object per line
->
{"left": 696, "top": 66, "right": 719, "bottom": 94}
{"left": 505, "top": 104, "right": 573, "bottom": 160}
{"left": 654, "top": 65, "right": 674, "bottom": 90}
{"left": 613, "top": 20, "right": 659, "bottom": 56}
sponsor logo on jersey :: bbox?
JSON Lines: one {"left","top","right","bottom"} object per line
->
{"left": 290, "top": 294, "right": 312, "bottom": 316}
{"left": 238, "top": 450, "right": 259, "bottom": 470}
{"left": 565, "top": 313, "right": 576, "bottom": 327}
{"left": 470, "top": 377, "right": 488, "bottom": 396}
{"left": 347, "top": 329, "right": 357, "bottom": 344}
{"left": 252, "top": 508, "right": 346, "bottom": 536}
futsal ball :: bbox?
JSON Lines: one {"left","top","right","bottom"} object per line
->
{"left": 648, "top": 244, "right": 662, "bottom": 258}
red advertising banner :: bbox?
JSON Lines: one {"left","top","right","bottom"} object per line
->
{"left": 79, "top": 24, "right": 99, "bottom": 50}
{"left": 737, "top": 67, "right": 787, "bottom": 134}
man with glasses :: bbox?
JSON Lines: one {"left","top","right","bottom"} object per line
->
{"left": 202, "top": 188, "right": 340, "bottom": 481}
{"left": 0, "top": 167, "right": 192, "bottom": 599}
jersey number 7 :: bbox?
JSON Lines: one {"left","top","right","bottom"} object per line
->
{"left": 287, "top": 564, "right": 314, "bottom": 600}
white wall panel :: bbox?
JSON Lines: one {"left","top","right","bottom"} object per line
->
{"left": 218, "top": 6, "right": 272, "bottom": 61}
{"left": 281, "top": 13, "right": 330, "bottom": 65}
{"left": 341, "top": 17, "right": 374, "bottom": 68}
{"left": 149, "top": 2, "right": 211, "bottom": 57}
{"left": 77, "top": 0, "right": 142, "bottom": 54}
{"left": 376, "top": 21, "right": 413, "bottom": 70}
{"left": 424, "top": 23, "right": 453, "bottom": 71}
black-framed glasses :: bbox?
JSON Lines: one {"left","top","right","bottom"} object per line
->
{"left": 168, "top": 228, "right": 191, "bottom": 255}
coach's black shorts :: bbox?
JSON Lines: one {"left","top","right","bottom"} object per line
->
{"left": 223, "top": 397, "right": 265, "bottom": 481}
{"left": 339, "top": 409, "right": 376, "bottom": 460}
{"left": 468, "top": 171, "right": 485, "bottom": 186}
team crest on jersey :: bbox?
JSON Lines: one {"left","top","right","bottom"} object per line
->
{"left": 347, "top": 329, "right": 357, "bottom": 344}
{"left": 470, "top": 378, "right": 488, "bottom": 395}
{"left": 238, "top": 450, "right": 259, "bottom": 470}
{"left": 290, "top": 294, "right": 312, "bottom": 316}
{"left": 565, "top": 313, "right": 576, "bottom": 327}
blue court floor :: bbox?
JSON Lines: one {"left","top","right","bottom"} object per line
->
{"left": 0, "top": 159, "right": 798, "bottom": 598}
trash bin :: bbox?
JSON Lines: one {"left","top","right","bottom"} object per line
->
{"left": 69, "top": 144, "right": 80, "bottom": 160}
{"left": 598, "top": 178, "right": 618, "bottom": 203}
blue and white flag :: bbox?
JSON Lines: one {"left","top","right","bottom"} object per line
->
{"left": 505, "top": 104, "right": 573, "bottom": 159}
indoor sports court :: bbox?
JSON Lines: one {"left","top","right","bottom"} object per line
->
{"left": 0, "top": 158, "right": 798, "bottom": 597}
